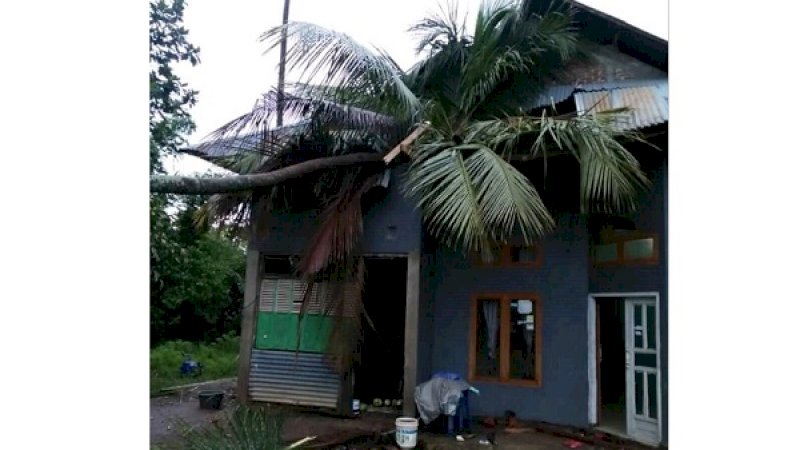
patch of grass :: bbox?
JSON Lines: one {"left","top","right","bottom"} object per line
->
{"left": 151, "top": 332, "right": 240, "bottom": 394}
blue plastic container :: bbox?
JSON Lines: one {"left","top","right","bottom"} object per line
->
{"left": 432, "top": 372, "right": 471, "bottom": 435}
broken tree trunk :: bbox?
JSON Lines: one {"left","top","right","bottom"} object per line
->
{"left": 150, "top": 152, "right": 383, "bottom": 194}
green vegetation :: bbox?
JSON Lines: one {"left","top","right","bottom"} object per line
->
{"left": 151, "top": 195, "right": 246, "bottom": 345}
{"left": 150, "top": 0, "right": 245, "bottom": 347}
{"left": 150, "top": 332, "right": 239, "bottom": 393}
{"left": 178, "top": 405, "right": 285, "bottom": 450}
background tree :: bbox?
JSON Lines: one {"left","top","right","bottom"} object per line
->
{"left": 150, "top": 0, "right": 245, "bottom": 345}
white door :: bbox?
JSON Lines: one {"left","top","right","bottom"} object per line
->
{"left": 625, "top": 297, "right": 661, "bottom": 445}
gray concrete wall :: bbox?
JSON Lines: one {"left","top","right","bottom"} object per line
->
{"left": 589, "top": 156, "right": 668, "bottom": 443}
{"left": 425, "top": 214, "right": 591, "bottom": 426}
{"left": 249, "top": 164, "right": 422, "bottom": 255}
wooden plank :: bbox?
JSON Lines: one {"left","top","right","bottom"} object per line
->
{"left": 596, "top": 302, "right": 602, "bottom": 424}
{"left": 160, "top": 377, "right": 237, "bottom": 393}
{"left": 402, "top": 250, "right": 421, "bottom": 416}
{"left": 237, "top": 247, "right": 262, "bottom": 402}
{"left": 468, "top": 296, "right": 478, "bottom": 381}
{"left": 534, "top": 295, "right": 543, "bottom": 386}
{"left": 499, "top": 297, "right": 511, "bottom": 381}
{"left": 382, "top": 123, "right": 430, "bottom": 164}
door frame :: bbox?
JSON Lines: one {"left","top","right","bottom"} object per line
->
{"left": 587, "top": 292, "right": 661, "bottom": 439}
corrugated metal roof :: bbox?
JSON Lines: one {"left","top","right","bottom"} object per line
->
{"left": 525, "top": 85, "right": 576, "bottom": 109}
{"left": 249, "top": 349, "right": 341, "bottom": 409}
{"left": 524, "top": 78, "right": 668, "bottom": 115}
{"left": 574, "top": 80, "right": 668, "bottom": 130}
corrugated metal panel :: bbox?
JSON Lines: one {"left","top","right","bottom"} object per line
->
{"left": 525, "top": 85, "right": 576, "bottom": 109}
{"left": 576, "top": 78, "right": 667, "bottom": 92}
{"left": 259, "top": 277, "right": 360, "bottom": 317}
{"left": 575, "top": 81, "right": 668, "bottom": 130}
{"left": 522, "top": 78, "right": 668, "bottom": 112}
{"left": 249, "top": 349, "right": 341, "bottom": 408}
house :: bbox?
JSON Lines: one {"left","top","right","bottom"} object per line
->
{"left": 196, "top": 2, "right": 668, "bottom": 447}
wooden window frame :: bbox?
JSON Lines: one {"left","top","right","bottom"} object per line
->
{"left": 592, "top": 232, "right": 659, "bottom": 266}
{"left": 506, "top": 244, "right": 544, "bottom": 268}
{"left": 472, "top": 243, "right": 544, "bottom": 268}
{"left": 468, "top": 293, "right": 543, "bottom": 388}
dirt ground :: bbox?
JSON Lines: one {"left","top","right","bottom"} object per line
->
{"left": 150, "top": 380, "right": 638, "bottom": 449}
{"left": 150, "top": 379, "right": 236, "bottom": 446}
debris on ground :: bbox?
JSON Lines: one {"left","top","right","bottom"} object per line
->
{"left": 477, "top": 431, "right": 497, "bottom": 445}
{"left": 504, "top": 410, "right": 520, "bottom": 429}
{"left": 287, "top": 436, "right": 317, "bottom": 449}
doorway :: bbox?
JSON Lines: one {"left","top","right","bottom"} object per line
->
{"left": 589, "top": 293, "right": 662, "bottom": 446}
{"left": 353, "top": 257, "right": 407, "bottom": 409}
{"left": 596, "top": 298, "right": 626, "bottom": 434}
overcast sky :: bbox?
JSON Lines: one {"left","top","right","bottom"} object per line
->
{"left": 167, "top": 0, "right": 668, "bottom": 175}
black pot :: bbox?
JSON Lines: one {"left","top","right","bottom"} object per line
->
{"left": 198, "top": 390, "right": 225, "bottom": 410}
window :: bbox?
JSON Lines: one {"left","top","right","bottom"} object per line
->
{"left": 472, "top": 244, "right": 543, "bottom": 268}
{"left": 508, "top": 244, "right": 542, "bottom": 267}
{"left": 469, "top": 293, "right": 542, "bottom": 386}
{"left": 591, "top": 232, "right": 658, "bottom": 265}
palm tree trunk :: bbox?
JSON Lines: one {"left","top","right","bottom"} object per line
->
{"left": 150, "top": 153, "right": 382, "bottom": 194}
{"left": 276, "top": 0, "right": 291, "bottom": 127}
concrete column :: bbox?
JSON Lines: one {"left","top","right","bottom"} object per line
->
{"left": 237, "top": 248, "right": 261, "bottom": 403}
{"left": 402, "top": 250, "right": 421, "bottom": 416}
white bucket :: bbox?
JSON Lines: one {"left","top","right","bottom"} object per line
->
{"left": 395, "top": 417, "right": 418, "bottom": 448}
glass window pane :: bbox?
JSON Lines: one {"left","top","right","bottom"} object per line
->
{"left": 647, "top": 372, "right": 658, "bottom": 419}
{"left": 623, "top": 238, "right": 655, "bottom": 260}
{"left": 646, "top": 305, "right": 657, "bottom": 349}
{"left": 509, "top": 299, "right": 537, "bottom": 380}
{"left": 635, "top": 371, "right": 644, "bottom": 415}
{"left": 634, "top": 353, "right": 658, "bottom": 368}
{"left": 633, "top": 305, "right": 644, "bottom": 348}
{"left": 475, "top": 299, "right": 500, "bottom": 377}
{"left": 511, "top": 246, "right": 538, "bottom": 264}
{"left": 594, "top": 243, "right": 618, "bottom": 263}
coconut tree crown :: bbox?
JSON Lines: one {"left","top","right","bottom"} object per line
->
{"left": 197, "top": 0, "right": 651, "bottom": 265}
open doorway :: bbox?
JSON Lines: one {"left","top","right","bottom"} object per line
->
{"left": 596, "top": 297, "right": 626, "bottom": 435}
{"left": 353, "top": 257, "right": 407, "bottom": 409}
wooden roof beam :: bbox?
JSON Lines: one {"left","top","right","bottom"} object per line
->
{"left": 383, "top": 122, "right": 430, "bottom": 164}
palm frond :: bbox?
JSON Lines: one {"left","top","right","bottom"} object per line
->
{"left": 297, "top": 169, "right": 379, "bottom": 275}
{"left": 467, "top": 110, "right": 652, "bottom": 214}
{"left": 468, "top": 145, "right": 554, "bottom": 242}
{"left": 409, "top": 1, "right": 467, "bottom": 55}
{"left": 260, "top": 22, "right": 421, "bottom": 121}
{"left": 295, "top": 256, "right": 365, "bottom": 374}
{"left": 194, "top": 191, "right": 253, "bottom": 232}
{"left": 460, "top": 0, "right": 578, "bottom": 116}
{"left": 405, "top": 141, "right": 552, "bottom": 259}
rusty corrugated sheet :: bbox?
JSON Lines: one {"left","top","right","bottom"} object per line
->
{"left": 249, "top": 349, "right": 341, "bottom": 408}
{"left": 574, "top": 80, "right": 668, "bottom": 130}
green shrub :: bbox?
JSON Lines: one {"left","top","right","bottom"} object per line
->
{"left": 150, "top": 333, "right": 239, "bottom": 393}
